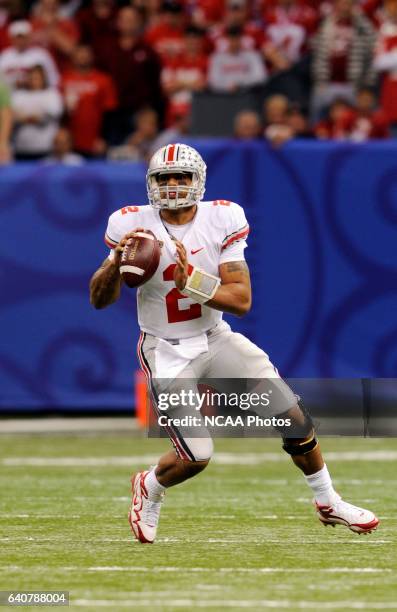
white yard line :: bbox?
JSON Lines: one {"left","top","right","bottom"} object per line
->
{"left": 0, "top": 515, "right": 131, "bottom": 521}
{"left": 0, "top": 537, "right": 132, "bottom": 543}
{"left": 2, "top": 450, "right": 397, "bottom": 467}
{"left": 0, "top": 418, "right": 139, "bottom": 434}
{"left": 86, "top": 567, "right": 393, "bottom": 573}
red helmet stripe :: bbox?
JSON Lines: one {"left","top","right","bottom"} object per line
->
{"left": 167, "top": 144, "right": 176, "bottom": 162}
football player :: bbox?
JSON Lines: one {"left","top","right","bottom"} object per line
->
{"left": 90, "top": 143, "right": 379, "bottom": 543}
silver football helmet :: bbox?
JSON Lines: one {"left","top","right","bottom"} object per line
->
{"left": 146, "top": 143, "right": 206, "bottom": 209}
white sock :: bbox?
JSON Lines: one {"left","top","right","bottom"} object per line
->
{"left": 304, "top": 464, "right": 340, "bottom": 506}
{"left": 145, "top": 468, "right": 166, "bottom": 502}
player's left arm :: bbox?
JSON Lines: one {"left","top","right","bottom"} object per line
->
{"left": 174, "top": 242, "right": 252, "bottom": 317}
{"left": 209, "top": 260, "right": 251, "bottom": 316}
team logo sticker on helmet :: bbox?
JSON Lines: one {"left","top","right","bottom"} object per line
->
{"left": 147, "top": 143, "right": 207, "bottom": 210}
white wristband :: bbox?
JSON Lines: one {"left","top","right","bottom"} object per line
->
{"left": 181, "top": 266, "right": 221, "bottom": 304}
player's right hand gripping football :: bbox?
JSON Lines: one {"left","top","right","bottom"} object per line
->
{"left": 114, "top": 228, "right": 146, "bottom": 265}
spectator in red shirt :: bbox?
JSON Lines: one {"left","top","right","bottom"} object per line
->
{"left": 262, "top": 0, "right": 319, "bottom": 72}
{"left": 145, "top": 0, "right": 186, "bottom": 64}
{"left": 314, "top": 98, "right": 353, "bottom": 139}
{"left": 96, "top": 5, "right": 164, "bottom": 144}
{"left": 161, "top": 25, "right": 208, "bottom": 121}
{"left": 190, "top": 0, "right": 225, "bottom": 28}
{"left": 373, "top": 0, "right": 397, "bottom": 125}
{"left": 211, "top": 0, "right": 264, "bottom": 53}
{"left": 311, "top": 0, "right": 376, "bottom": 121}
{"left": 61, "top": 44, "right": 118, "bottom": 156}
{"left": 76, "top": 0, "right": 118, "bottom": 64}
{"left": 314, "top": 90, "right": 389, "bottom": 140}
{"left": 30, "top": 0, "right": 80, "bottom": 72}
{"left": 348, "top": 87, "right": 390, "bottom": 139}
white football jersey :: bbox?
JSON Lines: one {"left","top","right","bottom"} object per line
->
{"left": 104, "top": 200, "right": 249, "bottom": 339}
{"left": 0, "top": 46, "right": 60, "bottom": 89}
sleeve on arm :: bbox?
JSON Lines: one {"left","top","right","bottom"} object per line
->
{"left": 219, "top": 239, "right": 247, "bottom": 264}
{"left": 104, "top": 212, "right": 123, "bottom": 250}
{"left": 219, "top": 202, "right": 250, "bottom": 264}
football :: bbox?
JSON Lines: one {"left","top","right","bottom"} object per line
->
{"left": 119, "top": 230, "right": 161, "bottom": 288}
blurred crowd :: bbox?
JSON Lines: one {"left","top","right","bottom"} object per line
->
{"left": 0, "top": 0, "right": 397, "bottom": 163}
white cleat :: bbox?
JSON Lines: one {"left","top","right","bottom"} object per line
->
{"left": 128, "top": 471, "right": 164, "bottom": 544}
{"left": 314, "top": 497, "right": 379, "bottom": 534}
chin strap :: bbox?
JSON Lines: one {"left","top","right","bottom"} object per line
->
{"left": 181, "top": 266, "right": 221, "bottom": 304}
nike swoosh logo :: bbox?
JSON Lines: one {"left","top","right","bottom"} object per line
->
{"left": 191, "top": 247, "right": 204, "bottom": 255}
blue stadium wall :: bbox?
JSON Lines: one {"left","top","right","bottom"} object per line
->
{"left": 1, "top": 140, "right": 396, "bottom": 412}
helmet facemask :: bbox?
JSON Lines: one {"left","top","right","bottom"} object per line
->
{"left": 146, "top": 144, "right": 206, "bottom": 209}
{"left": 147, "top": 169, "right": 201, "bottom": 209}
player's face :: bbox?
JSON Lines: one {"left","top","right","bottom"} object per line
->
{"left": 157, "top": 172, "right": 193, "bottom": 200}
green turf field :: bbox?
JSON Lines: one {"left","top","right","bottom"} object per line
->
{"left": 0, "top": 433, "right": 396, "bottom": 611}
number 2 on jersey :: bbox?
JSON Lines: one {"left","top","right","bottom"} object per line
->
{"left": 163, "top": 264, "right": 202, "bottom": 323}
